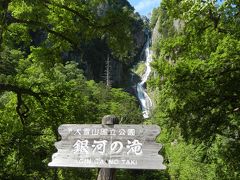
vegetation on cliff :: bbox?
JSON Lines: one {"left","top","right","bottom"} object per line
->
{"left": 150, "top": 0, "right": 240, "bottom": 179}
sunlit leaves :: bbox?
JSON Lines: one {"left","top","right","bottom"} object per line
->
{"left": 0, "top": 60, "right": 142, "bottom": 178}
{"left": 151, "top": 0, "right": 240, "bottom": 178}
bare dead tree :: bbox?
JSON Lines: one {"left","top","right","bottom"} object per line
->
{"left": 104, "top": 54, "right": 112, "bottom": 87}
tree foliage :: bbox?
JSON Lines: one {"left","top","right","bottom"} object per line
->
{"left": 151, "top": 0, "right": 240, "bottom": 179}
{"left": 0, "top": 0, "right": 144, "bottom": 179}
{"left": 0, "top": 61, "right": 142, "bottom": 179}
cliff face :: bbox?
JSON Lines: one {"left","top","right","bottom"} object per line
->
{"left": 81, "top": 28, "right": 146, "bottom": 87}
{"left": 79, "top": 3, "right": 147, "bottom": 87}
{"left": 29, "top": 0, "right": 147, "bottom": 88}
{"left": 152, "top": 17, "right": 161, "bottom": 46}
{"left": 134, "top": 30, "right": 145, "bottom": 50}
{"left": 151, "top": 15, "right": 184, "bottom": 47}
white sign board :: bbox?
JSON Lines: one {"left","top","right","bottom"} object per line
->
{"left": 48, "top": 124, "right": 166, "bottom": 170}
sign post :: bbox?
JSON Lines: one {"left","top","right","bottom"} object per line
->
{"left": 97, "top": 115, "right": 118, "bottom": 180}
{"left": 48, "top": 115, "right": 166, "bottom": 179}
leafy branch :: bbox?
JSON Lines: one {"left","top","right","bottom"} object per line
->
{"left": 9, "top": 16, "right": 79, "bottom": 48}
{"left": 0, "top": 83, "right": 47, "bottom": 124}
{"left": 43, "top": 0, "right": 122, "bottom": 29}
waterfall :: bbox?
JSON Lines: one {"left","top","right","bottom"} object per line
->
{"left": 137, "top": 38, "right": 153, "bottom": 119}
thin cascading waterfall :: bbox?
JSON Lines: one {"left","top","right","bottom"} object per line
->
{"left": 137, "top": 38, "right": 153, "bottom": 119}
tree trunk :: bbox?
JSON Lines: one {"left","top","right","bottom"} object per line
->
{"left": 97, "top": 115, "right": 118, "bottom": 180}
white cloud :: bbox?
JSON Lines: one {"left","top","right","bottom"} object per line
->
{"left": 135, "top": 0, "right": 160, "bottom": 14}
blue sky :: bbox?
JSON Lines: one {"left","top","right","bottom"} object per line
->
{"left": 128, "top": 0, "right": 161, "bottom": 16}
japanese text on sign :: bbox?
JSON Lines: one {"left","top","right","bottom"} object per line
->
{"left": 70, "top": 128, "right": 136, "bottom": 136}
{"left": 72, "top": 139, "right": 143, "bottom": 155}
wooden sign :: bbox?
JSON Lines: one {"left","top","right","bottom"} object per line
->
{"left": 48, "top": 124, "right": 166, "bottom": 170}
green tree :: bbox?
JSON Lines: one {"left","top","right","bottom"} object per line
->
{"left": 0, "top": 61, "right": 142, "bottom": 179}
{"left": 151, "top": 0, "right": 240, "bottom": 178}
{"left": 0, "top": 0, "right": 144, "bottom": 179}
